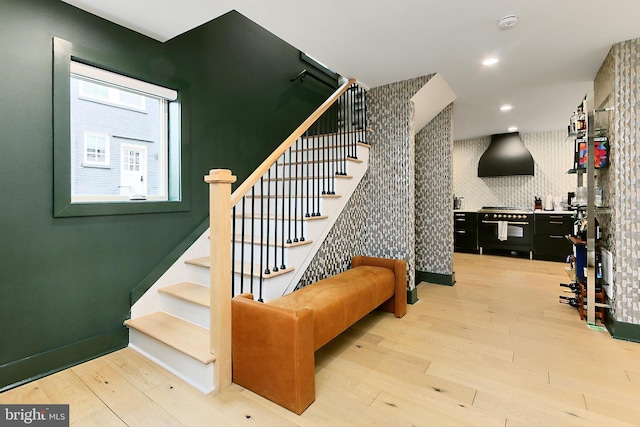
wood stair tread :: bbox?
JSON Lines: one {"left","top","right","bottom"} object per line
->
{"left": 278, "top": 158, "right": 363, "bottom": 166}
{"left": 185, "top": 257, "right": 295, "bottom": 278}
{"left": 292, "top": 141, "right": 370, "bottom": 152}
{"left": 158, "top": 282, "right": 209, "bottom": 307}
{"left": 124, "top": 312, "right": 214, "bottom": 364}
{"left": 245, "top": 194, "right": 342, "bottom": 199}
{"left": 233, "top": 213, "right": 328, "bottom": 221}
{"left": 232, "top": 235, "right": 313, "bottom": 248}
{"left": 266, "top": 175, "right": 352, "bottom": 181}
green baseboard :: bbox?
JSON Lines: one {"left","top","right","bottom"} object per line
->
{"left": 407, "top": 287, "right": 419, "bottom": 304}
{"left": 415, "top": 270, "right": 456, "bottom": 286}
{"left": 0, "top": 327, "right": 128, "bottom": 392}
{"left": 604, "top": 308, "right": 640, "bottom": 343}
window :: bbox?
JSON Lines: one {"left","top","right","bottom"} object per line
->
{"left": 83, "top": 132, "right": 110, "bottom": 166}
{"left": 53, "top": 36, "right": 189, "bottom": 217}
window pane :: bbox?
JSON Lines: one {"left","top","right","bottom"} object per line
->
{"left": 70, "top": 63, "right": 171, "bottom": 203}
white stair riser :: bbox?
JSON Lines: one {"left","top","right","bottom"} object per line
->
{"left": 236, "top": 197, "right": 336, "bottom": 217}
{"left": 128, "top": 333, "right": 214, "bottom": 394}
{"left": 232, "top": 241, "right": 291, "bottom": 266}
{"left": 274, "top": 161, "right": 353, "bottom": 177}
{"left": 252, "top": 178, "right": 338, "bottom": 196}
{"left": 232, "top": 218, "right": 309, "bottom": 243}
{"left": 159, "top": 293, "right": 210, "bottom": 329}
{"left": 186, "top": 264, "right": 211, "bottom": 287}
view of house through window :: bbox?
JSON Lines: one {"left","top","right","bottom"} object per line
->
{"left": 70, "top": 61, "right": 178, "bottom": 202}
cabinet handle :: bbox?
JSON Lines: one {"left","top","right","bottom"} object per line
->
{"left": 549, "top": 235, "right": 564, "bottom": 239}
{"left": 549, "top": 216, "right": 564, "bottom": 219}
{"left": 549, "top": 221, "right": 564, "bottom": 224}
{"left": 455, "top": 219, "right": 466, "bottom": 222}
{"left": 455, "top": 230, "right": 466, "bottom": 234}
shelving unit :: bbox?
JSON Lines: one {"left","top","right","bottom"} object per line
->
{"left": 563, "top": 91, "right": 612, "bottom": 326}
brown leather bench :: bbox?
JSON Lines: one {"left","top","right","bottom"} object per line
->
{"left": 231, "top": 256, "right": 407, "bottom": 414}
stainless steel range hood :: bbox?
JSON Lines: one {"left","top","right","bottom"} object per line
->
{"left": 478, "top": 132, "right": 534, "bottom": 177}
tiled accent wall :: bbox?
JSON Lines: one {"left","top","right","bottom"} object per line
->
{"left": 296, "top": 178, "right": 368, "bottom": 288}
{"left": 415, "top": 103, "right": 454, "bottom": 275}
{"left": 453, "top": 130, "right": 575, "bottom": 210}
{"left": 595, "top": 39, "right": 640, "bottom": 324}
{"left": 297, "top": 75, "right": 441, "bottom": 292}
{"left": 365, "top": 76, "right": 434, "bottom": 289}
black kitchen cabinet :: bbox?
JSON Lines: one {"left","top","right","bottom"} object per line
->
{"left": 454, "top": 212, "right": 479, "bottom": 253}
{"left": 533, "top": 213, "right": 573, "bottom": 261}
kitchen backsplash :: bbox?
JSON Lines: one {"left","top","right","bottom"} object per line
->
{"left": 453, "top": 130, "right": 575, "bottom": 210}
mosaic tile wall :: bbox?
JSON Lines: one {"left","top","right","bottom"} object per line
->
{"left": 595, "top": 39, "right": 640, "bottom": 324}
{"left": 415, "top": 103, "right": 454, "bottom": 275}
{"left": 296, "top": 76, "right": 437, "bottom": 291}
{"left": 295, "top": 178, "right": 368, "bottom": 288}
{"left": 453, "top": 130, "right": 575, "bottom": 210}
{"left": 365, "top": 76, "right": 434, "bottom": 289}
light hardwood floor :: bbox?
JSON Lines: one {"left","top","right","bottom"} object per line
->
{"left": 3, "top": 253, "right": 640, "bottom": 426}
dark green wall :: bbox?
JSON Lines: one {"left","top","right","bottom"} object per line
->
{"left": 0, "top": 0, "right": 334, "bottom": 390}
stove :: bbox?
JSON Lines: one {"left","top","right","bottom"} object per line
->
{"left": 478, "top": 207, "right": 533, "bottom": 258}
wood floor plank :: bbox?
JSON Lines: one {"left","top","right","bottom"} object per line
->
{"left": 72, "top": 357, "right": 181, "bottom": 426}
{"left": 0, "top": 381, "right": 51, "bottom": 404}
{"left": 103, "top": 348, "right": 171, "bottom": 392}
{"left": 37, "top": 370, "right": 106, "bottom": 424}
{"left": 70, "top": 407, "right": 127, "bottom": 427}
{"left": 370, "top": 390, "right": 503, "bottom": 427}
{"left": 143, "top": 381, "right": 237, "bottom": 427}
{"left": 583, "top": 393, "right": 640, "bottom": 425}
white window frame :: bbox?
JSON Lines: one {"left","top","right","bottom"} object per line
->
{"left": 83, "top": 131, "right": 110, "bottom": 167}
{"left": 70, "top": 60, "right": 177, "bottom": 204}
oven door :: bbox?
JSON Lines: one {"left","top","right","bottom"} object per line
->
{"left": 479, "top": 218, "right": 532, "bottom": 254}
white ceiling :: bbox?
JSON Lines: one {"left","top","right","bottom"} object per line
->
{"left": 60, "top": 0, "right": 640, "bottom": 140}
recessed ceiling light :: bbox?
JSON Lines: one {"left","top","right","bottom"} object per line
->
{"left": 500, "top": 104, "right": 513, "bottom": 112}
{"left": 482, "top": 57, "right": 499, "bottom": 66}
{"left": 508, "top": 126, "right": 518, "bottom": 132}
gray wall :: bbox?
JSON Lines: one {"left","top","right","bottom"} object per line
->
{"left": 453, "top": 130, "right": 575, "bottom": 210}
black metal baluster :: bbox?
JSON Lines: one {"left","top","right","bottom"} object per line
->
{"left": 280, "top": 154, "right": 286, "bottom": 270}
{"left": 350, "top": 85, "right": 357, "bottom": 159}
{"left": 342, "top": 91, "right": 347, "bottom": 175}
{"left": 231, "top": 205, "right": 236, "bottom": 297}
{"left": 258, "top": 179, "right": 264, "bottom": 302}
{"left": 318, "top": 113, "right": 327, "bottom": 194}
{"left": 298, "top": 139, "right": 305, "bottom": 242}
{"left": 250, "top": 186, "right": 255, "bottom": 294}
{"left": 293, "top": 139, "right": 299, "bottom": 242}
{"left": 305, "top": 130, "right": 310, "bottom": 217}
{"left": 331, "top": 105, "right": 336, "bottom": 194}
{"left": 273, "top": 162, "right": 279, "bottom": 273}
{"left": 311, "top": 127, "right": 317, "bottom": 217}
{"left": 287, "top": 147, "right": 292, "bottom": 245}
{"left": 240, "top": 198, "right": 245, "bottom": 294}
{"left": 316, "top": 120, "right": 321, "bottom": 216}
{"left": 362, "top": 87, "right": 367, "bottom": 144}
{"left": 264, "top": 172, "right": 271, "bottom": 276}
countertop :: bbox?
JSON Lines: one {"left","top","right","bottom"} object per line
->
{"left": 454, "top": 209, "right": 574, "bottom": 214}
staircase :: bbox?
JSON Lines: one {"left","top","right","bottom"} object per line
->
{"left": 125, "top": 79, "right": 368, "bottom": 394}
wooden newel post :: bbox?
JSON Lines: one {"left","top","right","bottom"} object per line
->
{"left": 204, "top": 169, "right": 237, "bottom": 392}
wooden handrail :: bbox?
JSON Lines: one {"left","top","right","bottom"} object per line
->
{"left": 230, "top": 78, "right": 356, "bottom": 206}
